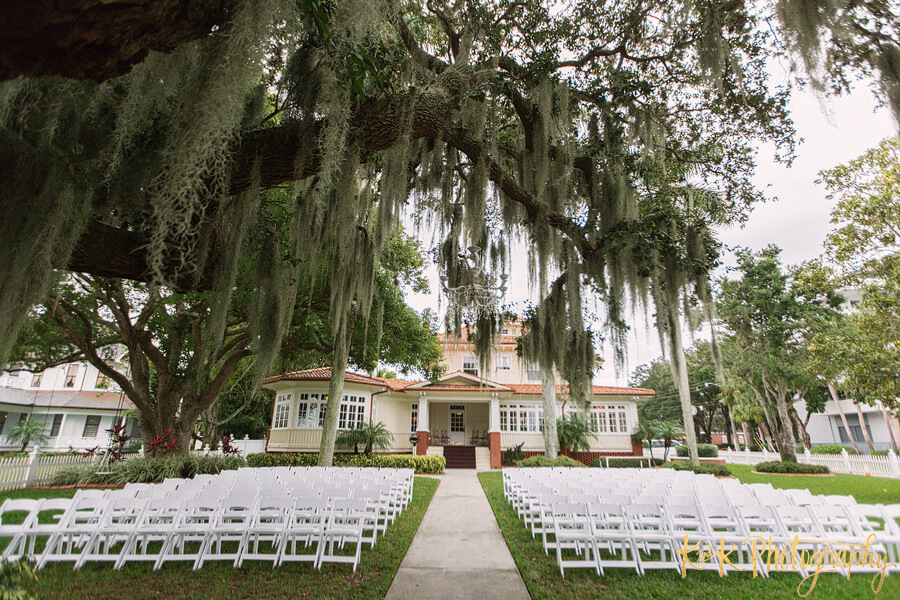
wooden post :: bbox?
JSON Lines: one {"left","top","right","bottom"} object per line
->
{"left": 22, "top": 446, "right": 41, "bottom": 489}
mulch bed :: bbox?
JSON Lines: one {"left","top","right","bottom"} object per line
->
{"left": 750, "top": 471, "right": 835, "bottom": 477}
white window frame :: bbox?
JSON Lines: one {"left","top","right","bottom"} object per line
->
{"left": 499, "top": 403, "right": 543, "bottom": 433}
{"left": 410, "top": 403, "right": 418, "bottom": 433}
{"left": 462, "top": 356, "right": 479, "bottom": 376}
{"left": 590, "top": 404, "right": 628, "bottom": 433}
{"left": 495, "top": 356, "right": 511, "bottom": 371}
{"left": 525, "top": 362, "right": 541, "bottom": 381}
{"left": 338, "top": 395, "right": 366, "bottom": 430}
{"left": 296, "top": 393, "right": 326, "bottom": 429}
{"left": 273, "top": 393, "right": 292, "bottom": 429}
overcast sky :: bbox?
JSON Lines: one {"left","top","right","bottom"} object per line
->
{"left": 404, "top": 80, "right": 895, "bottom": 385}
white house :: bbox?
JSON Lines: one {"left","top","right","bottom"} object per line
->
{"left": 794, "top": 396, "right": 900, "bottom": 453}
{"left": 263, "top": 324, "right": 653, "bottom": 468}
{"left": 0, "top": 362, "right": 137, "bottom": 452}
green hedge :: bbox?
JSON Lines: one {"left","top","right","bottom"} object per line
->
{"left": 591, "top": 457, "right": 664, "bottom": 468}
{"left": 244, "top": 452, "right": 445, "bottom": 474}
{"left": 676, "top": 443, "right": 719, "bottom": 458}
{"left": 810, "top": 445, "right": 858, "bottom": 455}
{"left": 754, "top": 461, "right": 831, "bottom": 474}
{"left": 872, "top": 450, "right": 890, "bottom": 456}
{"left": 514, "top": 455, "right": 585, "bottom": 468}
{"left": 48, "top": 455, "right": 246, "bottom": 486}
{"left": 661, "top": 460, "right": 731, "bottom": 477}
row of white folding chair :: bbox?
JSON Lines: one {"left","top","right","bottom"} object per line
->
{"left": 27, "top": 492, "right": 378, "bottom": 572}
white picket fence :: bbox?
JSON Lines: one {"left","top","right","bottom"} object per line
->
{"left": 722, "top": 447, "right": 900, "bottom": 479}
{"left": 0, "top": 450, "right": 97, "bottom": 492}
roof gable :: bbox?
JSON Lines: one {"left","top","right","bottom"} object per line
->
{"left": 405, "top": 370, "right": 512, "bottom": 392}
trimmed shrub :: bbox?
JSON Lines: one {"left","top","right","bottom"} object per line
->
{"left": 754, "top": 461, "right": 830, "bottom": 475}
{"left": 502, "top": 443, "right": 525, "bottom": 466}
{"left": 244, "top": 452, "right": 445, "bottom": 474}
{"left": 676, "top": 443, "right": 719, "bottom": 458}
{"left": 514, "top": 455, "right": 585, "bottom": 468}
{"left": 48, "top": 455, "right": 246, "bottom": 486}
{"left": 592, "top": 457, "right": 664, "bottom": 468}
{"left": 871, "top": 450, "right": 889, "bottom": 456}
{"left": 661, "top": 460, "right": 732, "bottom": 477}
{"left": 810, "top": 445, "right": 858, "bottom": 455}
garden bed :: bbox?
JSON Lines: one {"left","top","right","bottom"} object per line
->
{"left": 750, "top": 471, "right": 835, "bottom": 477}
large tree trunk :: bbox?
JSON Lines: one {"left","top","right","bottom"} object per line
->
{"left": 741, "top": 421, "right": 751, "bottom": 450}
{"left": 727, "top": 406, "right": 741, "bottom": 451}
{"left": 853, "top": 400, "right": 876, "bottom": 454}
{"left": 828, "top": 381, "right": 860, "bottom": 453}
{"left": 318, "top": 330, "right": 350, "bottom": 467}
{"left": 773, "top": 386, "right": 798, "bottom": 462}
{"left": 0, "top": 1, "right": 231, "bottom": 81}
{"left": 881, "top": 403, "right": 900, "bottom": 452}
{"left": 791, "top": 404, "right": 811, "bottom": 451}
{"left": 667, "top": 318, "right": 699, "bottom": 466}
{"left": 541, "top": 369, "right": 558, "bottom": 459}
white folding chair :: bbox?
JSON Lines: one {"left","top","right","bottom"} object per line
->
{"left": 155, "top": 497, "right": 219, "bottom": 569}
{"left": 194, "top": 494, "right": 256, "bottom": 569}
{"left": 38, "top": 497, "right": 110, "bottom": 568}
{"left": 0, "top": 499, "right": 43, "bottom": 561}
{"left": 550, "top": 502, "right": 600, "bottom": 576}
{"left": 587, "top": 502, "right": 641, "bottom": 573}
{"left": 318, "top": 499, "right": 369, "bottom": 572}
{"left": 115, "top": 497, "right": 184, "bottom": 569}
{"left": 279, "top": 497, "right": 329, "bottom": 567}
{"left": 235, "top": 496, "right": 292, "bottom": 567}
{"left": 626, "top": 503, "right": 679, "bottom": 574}
{"left": 75, "top": 497, "right": 147, "bottom": 569}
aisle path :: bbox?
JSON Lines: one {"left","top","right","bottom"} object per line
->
{"left": 385, "top": 469, "right": 530, "bottom": 600}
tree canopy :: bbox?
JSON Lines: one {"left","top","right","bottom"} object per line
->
{"left": 2, "top": 1, "right": 899, "bottom": 433}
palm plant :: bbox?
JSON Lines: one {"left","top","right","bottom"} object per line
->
{"left": 654, "top": 419, "right": 685, "bottom": 462}
{"left": 557, "top": 413, "right": 595, "bottom": 458}
{"left": 336, "top": 422, "right": 394, "bottom": 455}
{"left": 8, "top": 417, "right": 49, "bottom": 452}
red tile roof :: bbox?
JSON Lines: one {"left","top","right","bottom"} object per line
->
{"left": 507, "top": 384, "right": 655, "bottom": 396}
{"left": 0, "top": 389, "right": 135, "bottom": 411}
{"left": 261, "top": 368, "right": 415, "bottom": 390}
{"left": 261, "top": 368, "right": 653, "bottom": 397}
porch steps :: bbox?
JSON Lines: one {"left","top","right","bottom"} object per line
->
{"left": 474, "top": 447, "right": 490, "bottom": 470}
{"left": 443, "top": 445, "right": 476, "bottom": 469}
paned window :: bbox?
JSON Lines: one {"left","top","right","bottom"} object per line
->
{"left": 49, "top": 414, "right": 63, "bottom": 437}
{"left": 525, "top": 362, "right": 541, "bottom": 381}
{"left": 499, "top": 403, "right": 543, "bottom": 433}
{"left": 338, "top": 395, "right": 366, "bottom": 430}
{"left": 462, "top": 356, "right": 479, "bottom": 376}
{"left": 590, "top": 405, "right": 629, "bottom": 433}
{"left": 82, "top": 415, "right": 102, "bottom": 437}
{"left": 30, "top": 373, "right": 42, "bottom": 387}
{"left": 410, "top": 403, "right": 418, "bottom": 432}
{"left": 96, "top": 372, "right": 110, "bottom": 388}
{"left": 495, "top": 356, "right": 511, "bottom": 371}
{"left": 64, "top": 364, "right": 79, "bottom": 387}
{"left": 273, "top": 393, "right": 292, "bottom": 428}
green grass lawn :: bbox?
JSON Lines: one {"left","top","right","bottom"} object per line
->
{"left": 479, "top": 470, "right": 900, "bottom": 600}
{"left": 0, "top": 476, "right": 439, "bottom": 600}
{"left": 728, "top": 464, "right": 900, "bottom": 504}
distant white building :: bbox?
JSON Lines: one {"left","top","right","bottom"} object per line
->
{"left": 795, "top": 396, "right": 900, "bottom": 453}
{"left": 0, "top": 361, "right": 137, "bottom": 452}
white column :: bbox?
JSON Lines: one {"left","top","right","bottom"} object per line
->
{"left": 418, "top": 394, "right": 429, "bottom": 432}
{"left": 489, "top": 395, "right": 501, "bottom": 434}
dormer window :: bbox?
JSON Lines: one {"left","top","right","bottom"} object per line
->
{"left": 64, "top": 364, "right": 79, "bottom": 387}
{"left": 496, "top": 356, "right": 511, "bottom": 371}
{"left": 462, "top": 356, "right": 479, "bottom": 376}
{"left": 526, "top": 361, "right": 541, "bottom": 381}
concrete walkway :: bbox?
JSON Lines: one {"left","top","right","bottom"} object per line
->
{"left": 385, "top": 470, "right": 530, "bottom": 600}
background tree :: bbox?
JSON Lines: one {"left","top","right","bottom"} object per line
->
{"left": 654, "top": 420, "right": 684, "bottom": 463}
{"left": 11, "top": 233, "right": 441, "bottom": 456}
{"left": 631, "top": 342, "right": 726, "bottom": 444}
{"left": 557, "top": 413, "right": 595, "bottom": 459}
{"left": 716, "top": 247, "right": 842, "bottom": 462}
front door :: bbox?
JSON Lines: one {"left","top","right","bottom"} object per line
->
{"left": 449, "top": 405, "right": 466, "bottom": 445}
